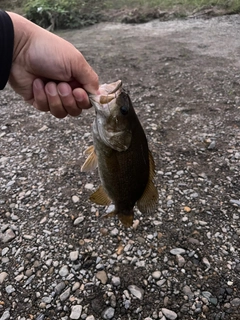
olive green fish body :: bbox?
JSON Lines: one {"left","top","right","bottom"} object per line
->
{"left": 93, "top": 106, "right": 149, "bottom": 216}
{"left": 81, "top": 80, "right": 158, "bottom": 227}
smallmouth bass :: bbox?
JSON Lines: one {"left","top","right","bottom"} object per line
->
{"left": 81, "top": 80, "right": 158, "bottom": 227}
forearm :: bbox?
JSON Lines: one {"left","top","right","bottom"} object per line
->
{"left": 0, "top": 10, "right": 14, "bottom": 89}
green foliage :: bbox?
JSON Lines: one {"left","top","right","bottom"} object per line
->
{"left": 23, "top": 0, "right": 240, "bottom": 30}
{"left": 24, "top": 0, "right": 100, "bottom": 29}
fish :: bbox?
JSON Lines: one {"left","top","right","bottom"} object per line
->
{"left": 81, "top": 80, "right": 158, "bottom": 227}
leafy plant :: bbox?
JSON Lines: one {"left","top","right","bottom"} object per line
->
{"left": 24, "top": 0, "right": 100, "bottom": 30}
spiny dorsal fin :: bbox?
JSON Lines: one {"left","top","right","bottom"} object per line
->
{"left": 137, "top": 151, "right": 158, "bottom": 214}
{"left": 81, "top": 146, "right": 98, "bottom": 172}
{"left": 89, "top": 185, "right": 111, "bottom": 206}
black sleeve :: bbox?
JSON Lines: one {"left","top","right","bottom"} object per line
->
{"left": 0, "top": 10, "right": 14, "bottom": 90}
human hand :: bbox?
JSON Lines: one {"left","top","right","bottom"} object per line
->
{"left": 7, "top": 12, "right": 99, "bottom": 118}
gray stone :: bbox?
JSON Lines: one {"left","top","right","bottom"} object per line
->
{"left": 70, "top": 250, "right": 79, "bottom": 261}
{"left": 128, "top": 285, "right": 144, "bottom": 300}
{"left": 96, "top": 270, "right": 108, "bottom": 284}
{"left": 72, "top": 282, "right": 80, "bottom": 291}
{"left": 60, "top": 287, "right": 71, "bottom": 301}
{"left": 110, "top": 228, "right": 118, "bottom": 236}
{"left": 70, "top": 305, "right": 83, "bottom": 319}
{"left": 72, "top": 195, "right": 79, "bottom": 203}
{"left": 0, "top": 271, "right": 8, "bottom": 284}
{"left": 230, "top": 199, "right": 240, "bottom": 206}
{"left": 231, "top": 298, "right": 240, "bottom": 307}
{"left": 1, "top": 229, "right": 15, "bottom": 243}
{"left": 111, "top": 276, "right": 121, "bottom": 286}
{"left": 162, "top": 308, "right": 177, "bottom": 320}
{"left": 41, "top": 296, "right": 52, "bottom": 303}
{"left": 5, "top": 285, "right": 15, "bottom": 294}
{"left": 157, "top": 279, "right": 166, "bottom": 287}
{"left": 85, "top": 183, "right": 94, "bottom": 190}
{"left": 0, "top": 310, "right": 10, "bottom": 320}
{"left": 176, "top": 254, "right": 185, "bottom": 267}
{"left": 209, "top": 297, "right": 218, "bottom": 306}
{"left": 170, "top": 248, "right": 186, "bottom": 255}
{"left": 59, "top": 265, "right": 69, "bottom": 277}
{"left": 74, "top": 216, "right": 85, "bottom": 225}
{"left": 190, "top": 192, "right": 199, "bottom": 198}
{"left": 152, "top": 271, "right": 161, "bottom": 280}
{"left": 102, "top": 307, "right": 115, "bottom": 319}
{"left": 182, "top": 285, "right": 194, "bottom": 300}
{"left": 202, "top": 291, "right": 212, "bottom": 300}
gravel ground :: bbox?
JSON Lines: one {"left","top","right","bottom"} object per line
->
{"left": 0, "top": 15, "right": 240, "bottom": 320}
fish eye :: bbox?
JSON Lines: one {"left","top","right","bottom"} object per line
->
{"left": 120, "top": 105, "right": 129, "bottom": 115}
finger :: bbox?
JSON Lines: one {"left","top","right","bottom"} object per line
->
{"left": 73, "top": 87, "right": 92, "bottom": 110}
{"left": 57, "top": 82, "right": 82, "bottom": 117}
{"left": 32, "top": 78, "right": 50, "bottom": 112}
{"left": 72, "top": 52, "right": 99, "bottom": 94}
{"left": 45, "top": 82, "right": 68, "bottom": 118}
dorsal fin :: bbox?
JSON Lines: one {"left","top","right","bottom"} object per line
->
{"left": 81, "top": 145, "right": 98, "bottom": 172}
{"left": 89, "top": 185, "right": 111, "bottom": 206}
{"left": 137, "top": 151, "right": 158, "bottom": 214}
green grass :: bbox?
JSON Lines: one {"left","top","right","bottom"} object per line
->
{"left": 102, "top": 0, "right": 240, "bottom": 13}
{"left": 2, "top": 0, "right": 240, "bottom": 18}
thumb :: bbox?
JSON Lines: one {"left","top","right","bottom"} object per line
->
{"left": 72, "top": 51, "right": 99, "bottom": 94}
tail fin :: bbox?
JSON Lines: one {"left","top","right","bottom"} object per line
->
{"left": 102, "top": 209, "right": 134, "bottom": 228}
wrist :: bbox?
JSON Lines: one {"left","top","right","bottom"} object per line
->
{"left": 6, "top": 12, "right": 34, "bottom": 62}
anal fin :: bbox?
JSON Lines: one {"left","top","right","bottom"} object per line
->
{"left": 89, "top": 185, "right": 111, "bottom": 206}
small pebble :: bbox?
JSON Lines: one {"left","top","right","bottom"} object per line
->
{"left": 152, "top": 271, "right": 161, "bottom": 280}
{"left": 162, "top": 308, "right": 177, "bottom": 320}
{"left": 74, "top": 216, "right": 85, "bottom": 225}
{"left": 72, "top": 195, "right": 80, "bottom": 203}
{"left": 102, "top": 307, "right": 115, "bottom": 319}
{"left": 70, "top": 305, "right": 82, "bottom": 319}
{"left": 70, "top": 250, "right": 79, "bottom": 261}
{"left": 128, "top": 285, "right": 144, "bottom": 300}
{"left": 170, "top": 248, "right": 186, "bottom": 255}
{"left": 59, "top": 265, "right": 69, "bottom": 277}
{"left": 96, "top": 270, "right": 108, "bottom": 284}
{"left": 0, "top": 272, "right": 8, "bottom": 283}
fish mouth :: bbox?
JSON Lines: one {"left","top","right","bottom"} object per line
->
{"left": 89, "top": 80, "right": 122, "bottom": 110}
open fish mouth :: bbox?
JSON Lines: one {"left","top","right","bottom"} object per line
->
{"left": 89, "top": 80, "right": 122, "bottom": 108}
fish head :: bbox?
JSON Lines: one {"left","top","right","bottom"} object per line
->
{"left": 89, "top": 80, "right": 136, "bottom": 152}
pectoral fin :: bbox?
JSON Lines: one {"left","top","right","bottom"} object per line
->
{"left": 81, "top": 146, "right": 98, "bottom": 172}
{"left": 137, "top": 151, "right": 158, "bottom": 214}
{"left": 84, "top": 145, "right": 95, "bottom": 155}
{"left": 89, "top": 185, "right": 111, "bottom": 206}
